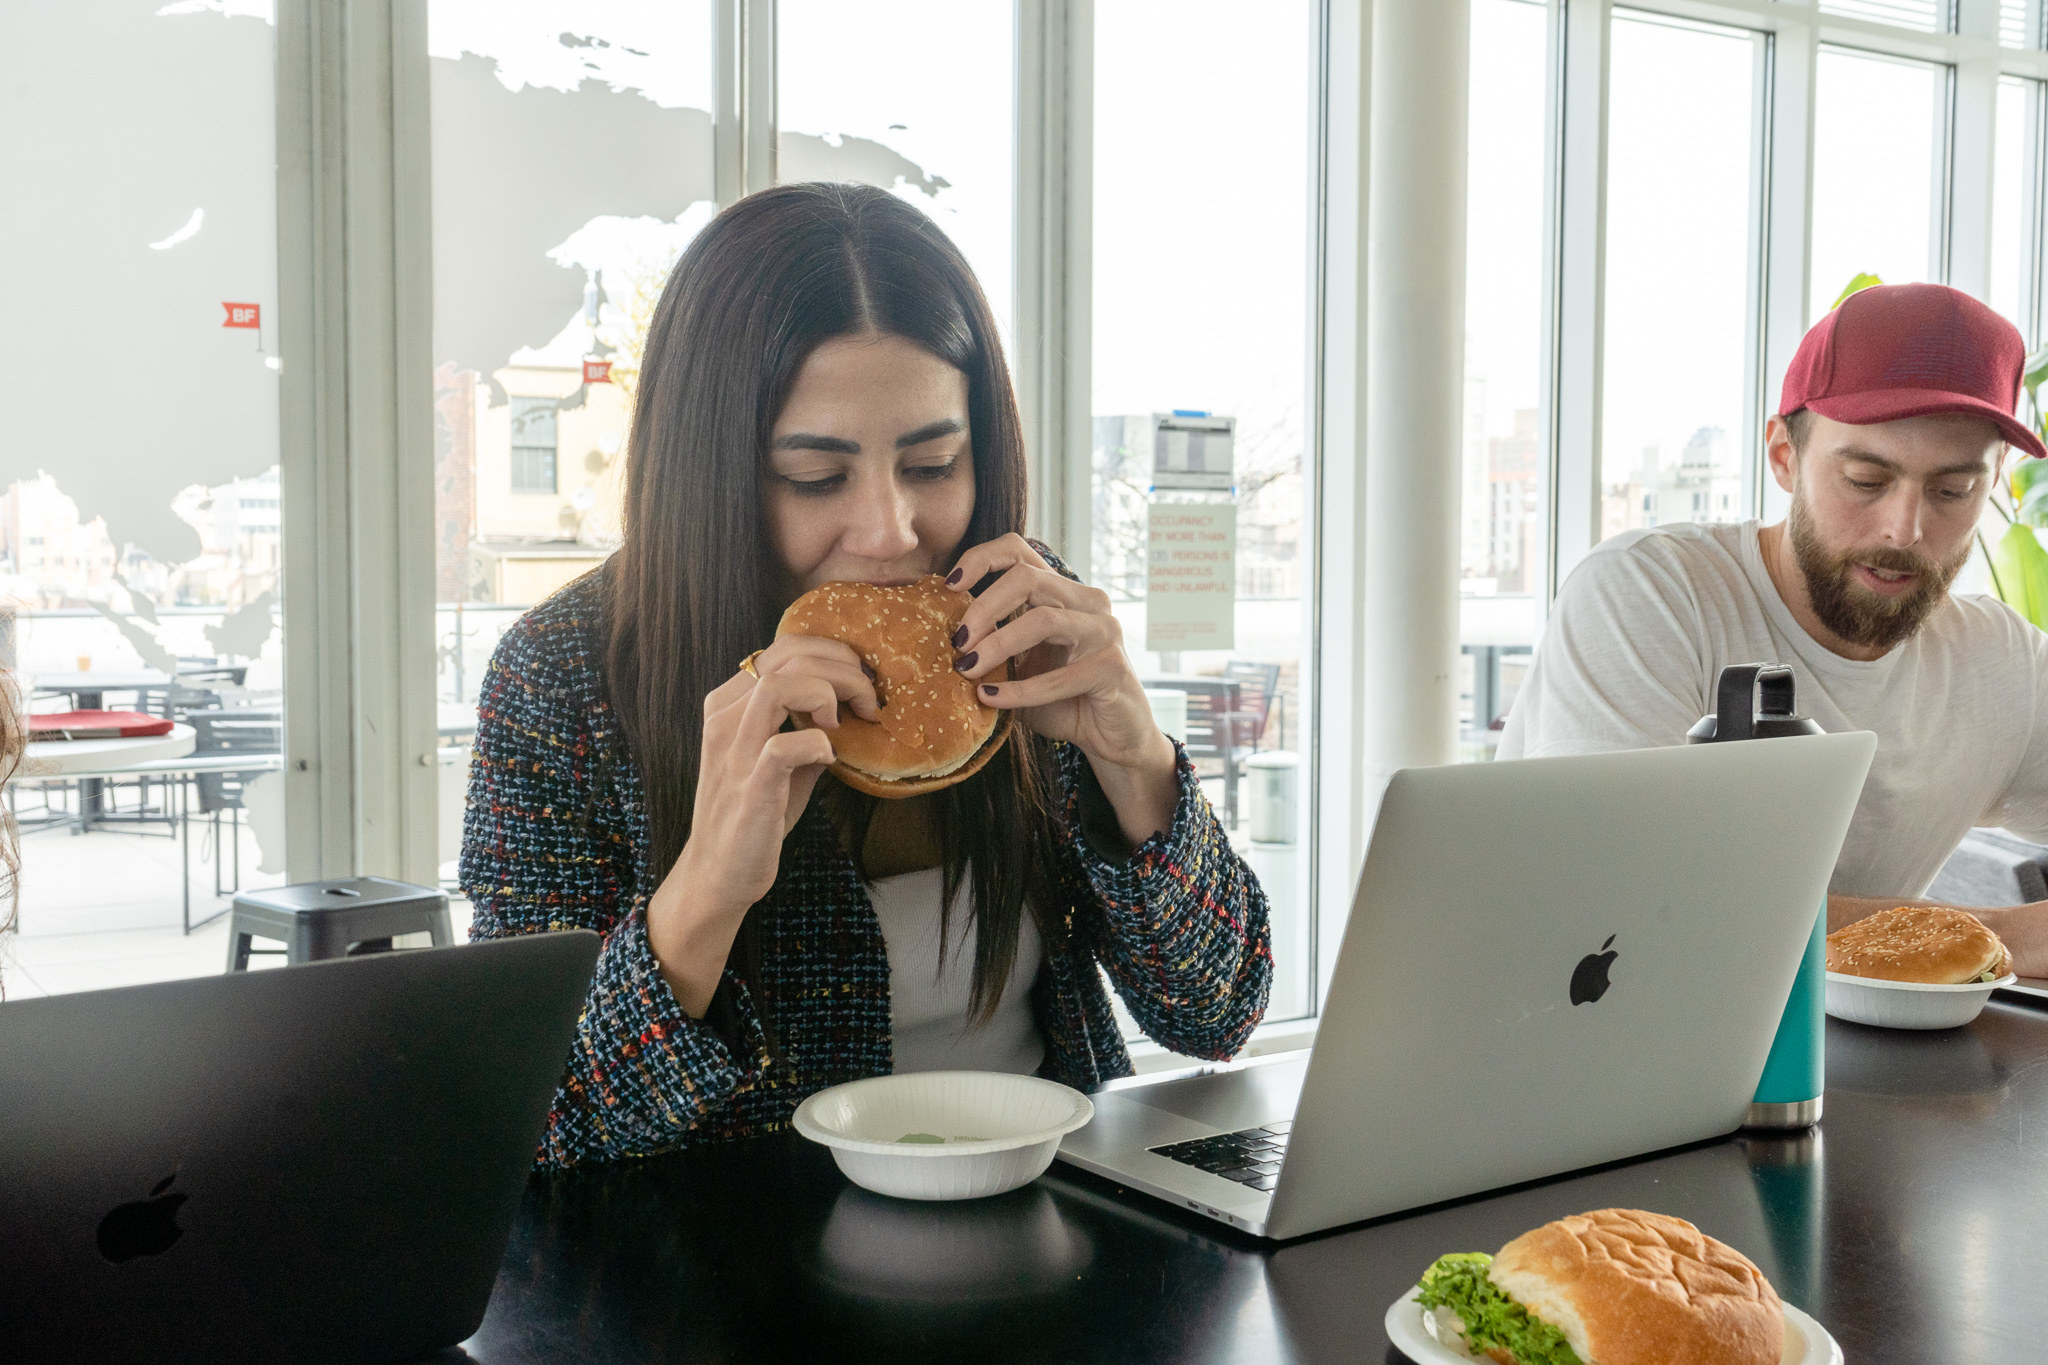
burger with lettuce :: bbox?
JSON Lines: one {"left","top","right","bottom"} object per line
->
{"left": 1413, "top": 1208, "right": 1783, "bottom": 1365}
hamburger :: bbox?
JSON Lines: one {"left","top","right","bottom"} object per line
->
{"left": 773, "top": 575, "right": 1011, "bottom": 799}
{"left": 1414, "top": 1208, "right": 1783, "bottom": 1365}
{"left": 1825, "top": 905, "right": 2013, "bottom": 984}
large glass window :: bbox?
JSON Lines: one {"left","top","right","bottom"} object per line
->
{"left": 1810, "top": 47, "right": 1946, "bottom": 319}
{"left": 427, "top": 0, "right": 716, "bottom": 888}
{"left": 1092, "top": 1, "right": 1317, "bottom": 1022}
{"left": 1460, "top": 0, "right": 1551, "bottom": 757}
{"left": 1992, "top": 76, "right": 2038, "bottom": 339}
{"left": 2003, "top": 0, "right": 2034, "bottom": 48}
{"left": 1819, "top": 0, "right": 1947, "bottom": 32}
{"left": 776, "top": 0, "right": 1016, "bottom": 347}
{"left": 0, "top": 1, "right": 287, "bottom": 990}
{"left": 1600, "top": 13, "right": 1761, "bottom": 545}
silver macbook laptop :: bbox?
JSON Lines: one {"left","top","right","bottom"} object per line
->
{"left": 1058, "top": 733, "right": 1877, "bottom": 1240}
{"left": 0, "top": 931, "right": 599, "bottom": 1364}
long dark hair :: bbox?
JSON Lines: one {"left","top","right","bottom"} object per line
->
{"left": 604, "top": 183, "right": 1065, "bottom": 1024}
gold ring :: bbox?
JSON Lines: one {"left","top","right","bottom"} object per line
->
{"left": 739, "top": 650, "right": 765, "bottom": 678}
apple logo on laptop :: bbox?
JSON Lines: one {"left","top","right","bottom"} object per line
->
{"left": 96, "top": 1173, "right": 188, "bottom": 1263}
{"left": 1570, "top": 936, "right": 1618, "bottom": 1006}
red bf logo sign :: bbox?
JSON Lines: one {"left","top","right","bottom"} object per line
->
{"left": 222, "top": 302, "right": 260, "bottom": 329}
{"left": 582, "top": 359, "right": 611, "bottom": 383}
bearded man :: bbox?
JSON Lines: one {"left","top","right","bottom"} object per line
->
{"left": 1499, "top": 282, "right": 2048, "bottom": 974}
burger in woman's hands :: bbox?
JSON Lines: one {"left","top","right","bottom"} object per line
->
{"left": 774, "top": 574, "right": 1011, "bottom": 798}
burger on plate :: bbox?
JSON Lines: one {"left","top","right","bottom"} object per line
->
{"left": 773, "top": 574, "right": 1011, "bottom": 799}
{"left": 1414, "top": 1208, "right": 1783, "bottom": 1365}
{"left": 1825, "top": 905, "right": 2013, "bottom": 984}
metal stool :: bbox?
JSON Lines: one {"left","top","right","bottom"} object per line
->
{"left": 226, "top": 877, "right": 453, "bottom": 971}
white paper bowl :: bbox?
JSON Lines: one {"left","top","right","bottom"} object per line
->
{"left": 1824, "top": 971, "right": 2017, "bottom": 1030}
{"left": 792, "top": 1071, "right": 1094, "bottom": 1201}
{"left": 1386, "top": 1286, "right": 1842, "bottom": 1364}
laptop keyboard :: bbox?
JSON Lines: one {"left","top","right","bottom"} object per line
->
{"left": 1147, "top": 1120, "right": 1290, "bottom": 1192}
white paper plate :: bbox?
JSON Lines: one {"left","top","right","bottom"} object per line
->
{"left": 1824, "top": 970, "right": 2017, "bottom": 1030}
{"left": 793, "top": 1071, "right": 1093, "bottom": 1202}
{"left": 1384, "top": 1283, "right": 1843, "bottom": 1364}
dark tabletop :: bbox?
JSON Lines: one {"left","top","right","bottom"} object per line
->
{"left": 451, "top": 1002, "right": 2048, "bottom": 1364}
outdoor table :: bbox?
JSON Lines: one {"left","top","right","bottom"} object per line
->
{"left": 29, "top": 670, "right": 173, "bottom": 710}
{"left": 20, "top": 723, "right": 196, "bottom": 834}
{"left": 451, "top": 1002, "right": 2048, "bottom": 1363}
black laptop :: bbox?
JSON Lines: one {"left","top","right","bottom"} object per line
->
{"left": 0, "top": 931, "right": 599, "bottom": 1364}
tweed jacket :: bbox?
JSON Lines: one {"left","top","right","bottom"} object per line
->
{"left": 460, "top": 564, "right": 1273, "bottom": 1170}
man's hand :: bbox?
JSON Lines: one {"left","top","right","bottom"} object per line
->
{"left": 1959, "top": 904, "right": 2048, "bottom": 978}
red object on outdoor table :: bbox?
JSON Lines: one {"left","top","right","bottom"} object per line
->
{"left": 28, "top": 710, "right": 175, "bottom": 741}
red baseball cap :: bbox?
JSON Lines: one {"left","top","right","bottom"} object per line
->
{"left": 1778, "top": 282, "right": 2045, "bottom": 458}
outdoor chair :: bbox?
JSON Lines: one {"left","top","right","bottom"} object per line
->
{"left": 1221, "top": 659, "right": 1283, "bottom": 750}
{"left": 187, "top": 708, "right": 283, "bottom": 900}
{"left": 1149, "top": 677, "right": 1259, "bottom": 830}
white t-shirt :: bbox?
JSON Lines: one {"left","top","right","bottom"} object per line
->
{"left": 866, "top": 865, "right": 1046, "bottom": 1076}
{"left": 1498, "top": 520, "right": 2048, "bottom": 898}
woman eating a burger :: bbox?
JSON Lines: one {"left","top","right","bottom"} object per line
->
{"left": 461, "top": 182, "right": 1272, "bottom": 1168}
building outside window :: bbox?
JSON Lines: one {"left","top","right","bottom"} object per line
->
{"left": 507, "top": 398, "right": 559, "bottom": 495}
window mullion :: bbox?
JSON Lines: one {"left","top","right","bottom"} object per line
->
{"left": 1013, "top": 0, "right": 1092, "bottom": 571}
{"left": 1759, "top": 15, "right": 1818, "bottom": 526}
{"left": 715, "top": 0, "right": 776, "bottom": 206}
{"left": 1548, "top": 0, "right": 1611, "bottom": 592}
{"left": 1953, "top": 53, "right": 2000, "bottom": 297}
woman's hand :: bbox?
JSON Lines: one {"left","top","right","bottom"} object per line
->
{"left": 645, "top": 636, "right": 880, "bottom": 1015}
{"left": 946, "top": 534, "right": 1178, "bottom": 846}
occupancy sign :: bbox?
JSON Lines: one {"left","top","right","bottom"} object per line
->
{"left": 1145, "top": 503, "right": 1236, "bottom": 651}
{"left": 222, "top": 302, "right": 260, "bottom": 329}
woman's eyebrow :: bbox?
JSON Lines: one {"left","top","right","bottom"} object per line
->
{"left": 772, "top": 433, "right": 860, "bottom": 453}
{"left": 896, "top": 418, "right": 964, "bottom": 449}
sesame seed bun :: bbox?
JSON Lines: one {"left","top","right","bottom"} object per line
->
{"left": 1487, "top": 1209, "right": 1783, "bottom": 1365}
{"left": 1825, "top": 905, "right": 2012, "bottom": 984}
{"left": 776, "top": 575, "right": 1010, "bottom": 799}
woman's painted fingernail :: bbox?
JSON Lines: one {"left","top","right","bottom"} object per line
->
{"left": 945, "top": 567, "right": 964, "bottom": 586}
{"left": 951, "top": 624, "right": 968, "bottom": 648}
{"left": 980, "top": 684, "right": 999, "bottom": 698}
{"left": 953, "top": 652, "right": 978, "bottom": 672}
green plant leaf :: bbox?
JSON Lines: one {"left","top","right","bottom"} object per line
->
{"left": 1990, "top": 522, "right": 2048, "bottom": 630}
{"left": 1831, "top": 273, "right": 1884, "bottom": 311}
{"left": 2023, "top": 348, "right": 2048, "bottom": 449}
{"left": 2025, "top": 346, "right": 2048, "bottom": 398}
{"left": 2019, "top": 477, "right": 2048, "bottom": 528}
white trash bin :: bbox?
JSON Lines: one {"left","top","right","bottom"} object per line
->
{"left": 1245, "top": 751, "right": 1299, "bottom": 845}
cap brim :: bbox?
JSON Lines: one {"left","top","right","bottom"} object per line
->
{"left": 1807, "top": 388, "right": 2047, "bottom": 459}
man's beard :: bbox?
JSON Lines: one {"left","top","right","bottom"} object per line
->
{"left": 1787, "top": 492, "right": 1968, "bottom": 652}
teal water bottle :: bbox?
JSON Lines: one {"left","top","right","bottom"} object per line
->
{"left": 1688, "top": 664, "right": 1826, "bottom": 1130}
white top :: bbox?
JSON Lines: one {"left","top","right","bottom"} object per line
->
{"left": 1498, "top": 520, "right": 2048, "bottom": 899}
{"left": 866, "top": 865, "right": 1046, "bottom": 1076}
